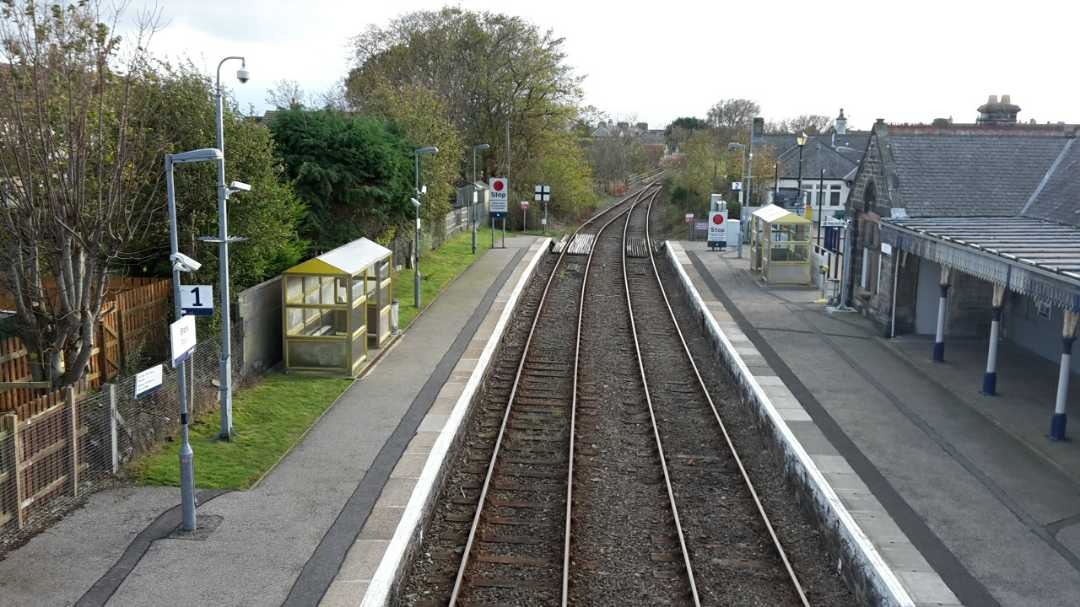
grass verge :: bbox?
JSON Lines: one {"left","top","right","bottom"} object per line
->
{"left": 393, "top": 225, "right": 496, "bottom": 329}
{"left": 133, "top": 373, "right": 352, "bottom": 489}
{"left": 134, "top": 224, "right": 509, "bottom": 490}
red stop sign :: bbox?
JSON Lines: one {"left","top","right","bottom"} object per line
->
{"left": 712, "top": 214, "right": 725, "bottom": 224}
{"left": 492, "top": 179, "right": 505, "bottom": 192}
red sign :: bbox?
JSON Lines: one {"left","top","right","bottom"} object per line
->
{"left": 712, "top": 213, "right": 725, "bottom": 225}
{"left": 520, "top": 200, "right": 530, "bottom": 209}
{"left": 492, "top": 179, "right": 505, "bottom": 192}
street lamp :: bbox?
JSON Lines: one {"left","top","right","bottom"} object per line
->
{"left": 471, "top": 143, "right": 490, "bottom": 254}
{"left": 413, "top": 146, "right": 438, "bottom": 308}
{"left": 207, "top": 55, "right": 249, "bottom": 441}
{"left": 795, "top": 132, "right": 808, "bottom": 211}
{"left": 411, "top": 197, "right": 422, "bottom": 309}
{"left": 166, "top": 147, "right": 222, "bottom": 532}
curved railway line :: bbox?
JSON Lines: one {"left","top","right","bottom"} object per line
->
{"left": 397, "top": 178, "right": 852, "bottom": 606}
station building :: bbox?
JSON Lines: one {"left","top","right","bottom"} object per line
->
{"left": 844, "top": 95, "right": 1080, "bottom": 439}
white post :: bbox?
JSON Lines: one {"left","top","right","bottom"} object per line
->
{"left": 982, "top": 285, "right": 1006, "bottom": 395}
{"left": 107, "top": 383, "right": 119, "bottom": 474}
{"left": 1050, "top": 310, "right": 1079, "bottom": 441}
{"left": 933, "top": 266, "right": 951, "bottom": 362}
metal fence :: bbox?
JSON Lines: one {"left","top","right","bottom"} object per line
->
{"left": 0, "top": 341, "right": 221, "bottom": 553}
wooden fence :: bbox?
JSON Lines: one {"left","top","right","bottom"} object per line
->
{"left": 0, "top": 278, "right": 170, "bottom": 416}
{"left": 0, "top": 388, "right": 87, "bottom": 529}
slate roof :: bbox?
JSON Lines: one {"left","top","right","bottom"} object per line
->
{"left": 776, "top": 134, "right": 869, "bottom": 180}
{"left": 886, "top": 133, "right": 1070, "bottom": 219}
{"left": 1022, "top": 139, "right": 1080, "bottom": 226}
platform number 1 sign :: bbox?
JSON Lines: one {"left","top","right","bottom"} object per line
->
{"left": 180, "top": 285, "right": 214, "bottom": 317}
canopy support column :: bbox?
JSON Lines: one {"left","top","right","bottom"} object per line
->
{"left": 982, "top": 285, "right": 1007, "bottom": 395}
{"left": 933, "top": 266, "right": 951, "bottom": 362}
{"left": 1050, "top": 310, "right": 1080, "bottom": 441}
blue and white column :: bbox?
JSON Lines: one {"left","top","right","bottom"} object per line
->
{"left": 933, "top": 266, "right": 951, "bottom": 362}
{"left": 1050, "top": 310, "right": 1079, "bottom": 441}
{"left": 982, "top": 285, "right": 1006, "bottom": 395}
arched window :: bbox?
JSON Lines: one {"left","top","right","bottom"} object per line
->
{"left": 863, "top": 180, "right": 877, "bottom": 214}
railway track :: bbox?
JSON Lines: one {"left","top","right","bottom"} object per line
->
{"left": 620, "top": 193, "right": 810, "bottom": 605}
{"left": 397, "top": 185, "right": 656, "bottom": 606}
{"left": 398, "top": 180, "right": 852, "bottom": 606}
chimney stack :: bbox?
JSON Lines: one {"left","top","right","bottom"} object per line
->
{"left": 834, "top": 108, "right": 847, "bottom": 135}
{"left": 977, "top": 94, "right": 1020, "bottom": 125}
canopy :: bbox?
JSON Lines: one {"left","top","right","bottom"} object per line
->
{"left": 752, "top": 204, "right": 811, "bottom": 225}
{"left": 285, "top": 237, "right": 391, "bottom": 276}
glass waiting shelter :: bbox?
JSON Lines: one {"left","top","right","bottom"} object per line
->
{"left": 282, "top": 237, "right": 393, "bottom": 377}
{"left": 749, "top": 204, "right": 812, "bottom": 285}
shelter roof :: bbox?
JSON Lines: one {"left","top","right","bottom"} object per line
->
{"left": 285, "top": 237, "right": 391, "bottom": 276}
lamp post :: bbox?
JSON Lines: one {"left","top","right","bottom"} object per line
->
{"left": 414, "top": 146, "right": 438, "bottom": 308}
{"left": 817, "top": 168, "right": 825, "bottom": 246}
{"left": 471, "top": 143, "right": 490, "bottom": 255}
{"left": 166, "top": 147, "right": 223, "bottom": 532}
{"left": 207, "top": 55, "right": 248, "bottom": 441}
{"left": 795, "top": 132, "right": 807, "bottom": 212}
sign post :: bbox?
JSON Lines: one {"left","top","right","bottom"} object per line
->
{"left": 534, "top": 184, "right": 551, "bottom": 234}
{"left": 684, "top": 213, "right": 694, "bottom": 240}
{"left": 489, "top": 177, "right": 508, "bottom": 249}
{"left": 520, "top": 200, "right": 530, "bottom": 232}
{"left": 179, "top": 285, "right": 214, "bottom": 317}
{"left": 708, "top": 206, "right": 729, "bottom": 250}
{"left": 168, "top": 314, "right": 197, "bottom": 531}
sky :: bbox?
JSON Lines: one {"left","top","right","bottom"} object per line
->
{"left": 127, "top": 0, "right": 1080, "bottom": 131}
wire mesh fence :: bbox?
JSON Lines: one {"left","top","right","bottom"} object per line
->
{"left": 0, "top": 340, "right": 222, "bottom": 554}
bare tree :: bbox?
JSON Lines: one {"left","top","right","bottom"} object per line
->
{"left": 706, "top": 98, "right": 760, "bottom": 131}
{"left": 266, "top": 78, "right": 307, "bottom": 109}
{"left": 0, "top": 1, "right": 167, "bottom": 387}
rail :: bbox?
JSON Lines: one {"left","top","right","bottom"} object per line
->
{"left": 447, "top": 181, "right": 658, "bottom": 605}
{"left": 639, "top": 193, "right": 811, "bottom": 605}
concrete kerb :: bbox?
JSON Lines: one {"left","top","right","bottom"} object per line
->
{"left": 665, "top": 242, "right": 916, "bottom": 607}
{"left": 360, "top": 237, "right": 551, "bottom": 607}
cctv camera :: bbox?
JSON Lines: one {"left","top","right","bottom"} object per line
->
{"left": 170, "top": 252, "right": 202, "bottom": 273}
{"left": 236, "top": 68, "right": 250, "bottom": 84}
{"left": 229, "top": 181, "right": 251, "bottom": 192}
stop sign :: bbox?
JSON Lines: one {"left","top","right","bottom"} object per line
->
{"left": 492, "top": 179, "right": 505, "bottom": 192}
{"left": 712, "top": 213, "right": 725, "bottom": 225}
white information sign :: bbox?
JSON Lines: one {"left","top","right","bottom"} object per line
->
{"left": 489, "top": 177, "right": 509, "bottom": 213}
{"left": 134, "top": 364, "right": 163, "bottom": 398}
{"left": 731, "top": 181, "right": 743, "bottom": 191}
{"left": 179, "top": 284, "right": 214, "bottom": 317}
{"left": 708, "top": 210, "right": 729, "bottom": 247}
{"left": 533, "top": 184, "right": 551, "bottom": 202}
{"left": 880, "top": 242, "right": 893, "bottom": 256}
{"left": 170, "top": 315, "right": 197, "bottom": 368}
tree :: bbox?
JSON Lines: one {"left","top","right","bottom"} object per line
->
{"left": 358, "top": 75, "right": 463, "bottom": 242}
{"left": 266, "top": 78, "right": 306, "bottom": 109}
{"left": 785, "top": 114, "right": 832, "bottom": 135}
{"left": 665, "top": 116, "right": 707, "bottom": 151}
{"left": 132, "top": 63, "right": 307, "bottom": 290}
{"left": 347, "top": 8, "right": 595, "bottom": 218}
{"left": 706, "top": 98, "right": 760, "bottom": 132}
{"left": 269, "top": 107, "right": 414, "bottom": 251}
{"left": 0, "top": 1, "right": 167, "bottom": 387}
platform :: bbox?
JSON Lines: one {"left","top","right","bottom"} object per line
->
{"left": 0, "top": 236, "right": 543, "bottom": 607}
{"left": 674, "top": 240, "right": 1080, "bottom": 606}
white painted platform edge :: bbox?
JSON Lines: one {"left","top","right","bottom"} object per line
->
{"left": 362, "top": 238, "right": 550, "bottom": 607}
{"left": 666, "top": 242, "right": 916, "bottom": 607}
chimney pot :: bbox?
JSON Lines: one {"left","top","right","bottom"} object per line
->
{"left": 1001, "top": 94, "right": 1011, "bottom": 104}
{"left": 988, "top": 95, "right": 998, "bottom": 104}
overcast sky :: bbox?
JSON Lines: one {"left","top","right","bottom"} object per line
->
{"left": 130, "top": 0, "right": 1080, "bottom": 131}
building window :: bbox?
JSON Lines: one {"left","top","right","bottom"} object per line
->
{"left": 830, "top": 190, "right": 841, "bottom": 206}
{"left": 861, "top": 247, "right": 870, "bottom": 289}
{"left": 864, "top": 181, "right": 876, "bottom": 213}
